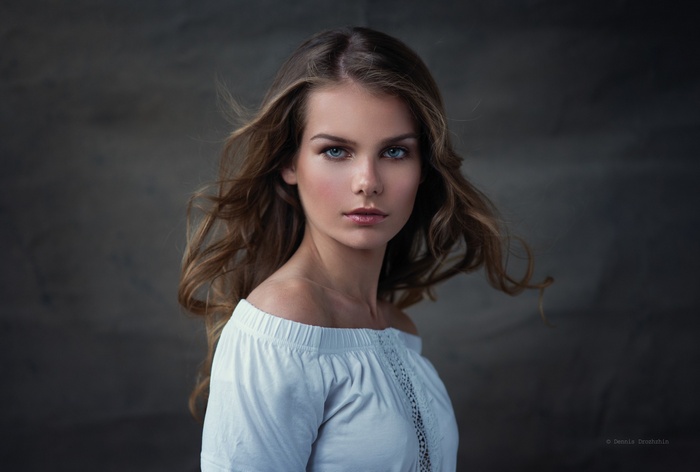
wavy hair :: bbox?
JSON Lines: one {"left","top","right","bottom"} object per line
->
{"left": 179, "top": 26, "right": 552, "bottom": 417}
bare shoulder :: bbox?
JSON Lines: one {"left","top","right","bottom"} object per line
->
{"left": 246, "top": 276, "right": 329, "bottom": 326}
{"left": 379, "top": 300, "right": 419, "bottom": 336}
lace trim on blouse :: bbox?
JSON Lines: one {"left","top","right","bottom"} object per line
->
{"left": 373, "top": 330, "right": 441, "bottom": 472}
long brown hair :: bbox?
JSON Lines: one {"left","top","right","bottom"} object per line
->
{"left": 179, "top": 26, "right": 552, "bottom": 417}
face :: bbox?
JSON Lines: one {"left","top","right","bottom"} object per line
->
{"left": 282, "top": 82, "right": 422, "bottom": 252}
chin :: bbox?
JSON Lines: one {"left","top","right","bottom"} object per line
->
{"left": 340, "top": 233, "right": 397, "bottom": 251}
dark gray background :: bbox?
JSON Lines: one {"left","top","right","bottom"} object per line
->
{"left": 2, "top": 0, "right": 698, "bottom": 470}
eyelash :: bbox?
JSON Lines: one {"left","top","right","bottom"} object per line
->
{"left": 321, "top": 146, "right": 410, "bottom": 160}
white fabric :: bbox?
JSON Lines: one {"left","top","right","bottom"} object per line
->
{"left": 201, "top": 299, "right": 459, "bottom": 472}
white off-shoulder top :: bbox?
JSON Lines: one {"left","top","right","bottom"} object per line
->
{"left": 201, "top": 299, "right": 459, "bottom": 472}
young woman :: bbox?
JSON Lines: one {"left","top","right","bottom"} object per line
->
{"left": 179, "top": 26, "right": 551, "bottom": 471}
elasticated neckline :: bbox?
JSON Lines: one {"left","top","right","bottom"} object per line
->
{"left": 230, "top": 299, "right": 422, "bottom": 353}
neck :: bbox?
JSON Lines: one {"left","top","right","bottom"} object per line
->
{"left": 290, "top": 228, "right": 386, "bottom": 312}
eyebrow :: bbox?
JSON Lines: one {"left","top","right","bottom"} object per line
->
{"left": 309, "top": 132, "right": 419, "bottom": 146}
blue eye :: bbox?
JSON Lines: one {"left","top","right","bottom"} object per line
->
{"left": 384, "top": 147, "right": 408, "bottom": 159}
{"left": 323, "top": 147, "right": 347, "bottom": 159}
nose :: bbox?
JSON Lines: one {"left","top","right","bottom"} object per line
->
{"left": 352, "top": 156, "right": 383, "bottom": 195}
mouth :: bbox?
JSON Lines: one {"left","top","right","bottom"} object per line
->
{"left": 346, "top": 208, "right": 388, "bottom": 216}
{"left": 344, "top": 208, "right": 388, "bottom": 225}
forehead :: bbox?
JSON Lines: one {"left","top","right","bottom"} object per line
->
{"left": 302, "top": 82, "right": 416, "bottom": 139}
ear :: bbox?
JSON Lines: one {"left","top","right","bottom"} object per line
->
{"left": 281, "top": 165, "right": 297, "bottom": 185}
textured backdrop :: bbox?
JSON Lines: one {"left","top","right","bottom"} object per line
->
{"left": 1, "top": 1, "right": 699, "bottom": 470}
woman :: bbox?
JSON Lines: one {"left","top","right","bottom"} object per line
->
{"left": 179, "top": 26, "right": 551, "bottom": 471}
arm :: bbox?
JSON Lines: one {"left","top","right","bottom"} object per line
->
{"left": 201, "top": 322, "right": 325, "bottom": 472}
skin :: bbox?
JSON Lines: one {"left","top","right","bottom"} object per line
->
{"left": 247, "top": 81, "right": 422, "bottom": 333}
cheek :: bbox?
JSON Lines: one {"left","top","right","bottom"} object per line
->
{"left": 397, "top": 183, "right": 420, "bottom": 213}
{"left": 392, "top": 167, "right": 422, "bottom": 206}
{"left": 313, "top": 181, "right": 339, "bottom": 200}
{"left": 298, "top": 166, "right": 345, "bottom": 204}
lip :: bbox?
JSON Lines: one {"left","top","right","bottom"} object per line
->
{"left": 346, "top": 207, "right": 388, "bottom": 216}
{"left": 344, "top": 207, "right": 388, "bottom": 225}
